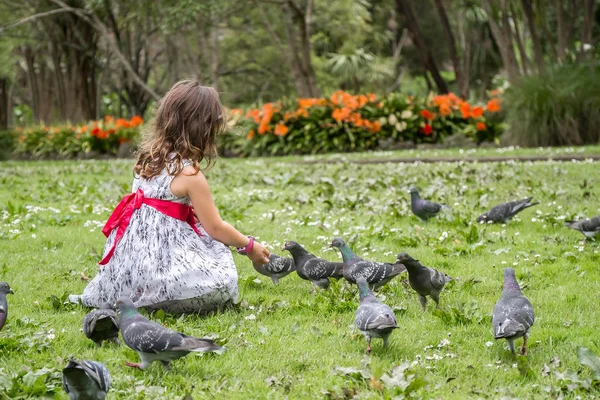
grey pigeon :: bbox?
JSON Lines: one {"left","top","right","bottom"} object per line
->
{"left": 253, "top": 253, "right": 296, "bottom": 285}
{"left": 492, "top": 268, "right": 535, "bottom": 355}
{"left": 330, "top": 238, "right": 405, "bottom": 289}
{"left": 477, "top": 197, "right": 539, "bottom": 224}
{"left": 397, "top": 252, "right": 452, "bottom": 311}
{"left": 83, "top": 302, "right": 120, "bottom": 346}
{"left": 62, "top": 357, "right": 111, "bottom": 400}
{"left": 565, "top": 215, "right": 600, "bottom": 238}
{"left": 0, "top": 282, "right": 14, "bottom": 332}
{"left": 116, "top": 298, "right": 224, "bottom": 370}
{"left": 409, "top": 187, "right": 444, "bottom": 221}
{"left": 355, "top": 277, "right": 398, "bottom": 354}
{"left": 282, "top": 241, "right": 343, "bottom": 289}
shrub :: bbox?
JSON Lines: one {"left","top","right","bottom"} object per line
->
{"left": 0, "top": 130, "right": 17, "bottom": 160}
{"left": 11, "top": 116, "right": 143, "bottom": 158}
{"left": 232, "top": 90, "right": 504, "bottom": 156}
{"left": 504, "top": 64, "right": 600, "bottom": 147}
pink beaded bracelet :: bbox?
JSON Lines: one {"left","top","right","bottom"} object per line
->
{"left": 236, "top": 236, "right": 255, "bottom": 255}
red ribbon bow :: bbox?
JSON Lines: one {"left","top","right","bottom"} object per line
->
{"left": 98, "top": 188, "right": 201, "bottom": 265}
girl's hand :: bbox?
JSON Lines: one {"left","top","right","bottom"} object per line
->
{"left": 248, "top": 241, "right": 270, "bottom": 265}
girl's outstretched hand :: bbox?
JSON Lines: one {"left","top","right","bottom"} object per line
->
{"left": 248, "top": 242, "right": 270, "bottom": 265}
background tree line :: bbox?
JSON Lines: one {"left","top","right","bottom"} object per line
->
{"left": 0, "top": 0, "right": 598, "bottom": 146}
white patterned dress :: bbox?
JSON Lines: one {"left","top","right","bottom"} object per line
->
{"left": 70, "top": 161, "right": 239, "bottom": 314}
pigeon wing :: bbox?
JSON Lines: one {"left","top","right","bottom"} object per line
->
{"left": 122, "top": 317, "right": 185, "bottom": 353}
{"left": 356, "top": 303, "right": 397, "bottom": 331}
{"left": 79, "top": 360, "right": 111, "bottom": 393}
{"left": 428, "top": 268, "right": 447, "bottom": 291}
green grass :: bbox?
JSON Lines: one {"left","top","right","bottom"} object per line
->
{"left": 1, "top": 156, "right": 600, "bottom": 399}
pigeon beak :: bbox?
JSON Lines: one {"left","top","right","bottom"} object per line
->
{"left": 8, "top": 289, "right": 14, "bottom": 295}
{"left": 328, "top": 242, "right": 333, "bottom": 248}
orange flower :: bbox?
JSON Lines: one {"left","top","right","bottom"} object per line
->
{"left": 447, "top": 93, "right": 460, "bottom": 106}
{"left": 476, "top": 122, "right": 487, "bottom": 131}
{"left": 246, "top": 129, "right": 255, "bottom": 140}
{"left": 459, "top": 102, "right": 471, "bottom": 119}
{"left": 486, "top": 98, "right": 502, "bottom": 113}
{"left": 78, "top": 125, "right": 88, "bottom": 133}
{"left": 439, "top": 103, "right": 452, "bottom": 117}
{"left": 246, "top": 109, "right": 261, "bottom": 123}
{"left": 258, "top": 122, "right": 271, "bottom": 135}
{"left": 107, "top": 129, "right": 116, "bottom": 135}
{"left": 368, "top": 121, "right": 381, "bottom": 133}
{"left": 420, "top": 109, "right": 435, "bottom": 120}
{"left": 129, "top": 115, "right": 144, "bottom": 127}
{"left": 298, "top": 98, "right": 326, "bottom": 109}
{"left": 115, "top": 118, "right": 130, "bottom": 128}
{"left": 332, "top": 107, "right": 352, "bottom": 122}
{"left": 44, "top": 126, "right": 50, "bottom": 132}
{"left": 470, "top": 106, "right": 484, "bottom": 119}
{"left": 433, "top": 95, "right": 449, "bottom": 107}
{"left": 367, "top": 93, "right": 377, "bottom": 102}
{"left": 274, "top": 123, "right": 289, "bottom": 136}
{"left": 357, "top": 94, "right": 368, "bottom": 108}
{"left": 118, "top": 137, "right": 130, "bottom": 144}
{"left": 283, "top": 111, "right": 296, "bottom": 121}
{"left": 489, "top": 89, "right": 503, "bottom": 97}
{"left": 96, "top": 130, "right": 109, "bottom": 139}
{"left": 104, "top": 115, "right": 114, "bottom": 123}
{"left": 91, "top": 127, "right": 100, "bottom": 137}
{"left": 296, "top": 108, "right": 309, "bottom": 118}
{"left": 230, "top": 108, "right": 243, "bottom": 115}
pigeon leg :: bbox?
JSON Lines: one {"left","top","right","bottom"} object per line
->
{"left": 96, "top": 341, "right": 102, "bottom": 348}
{"left": 417, "top": 294, "right": 428, "bottom": 312}
{"left": 271, "top": 277, "right": 279, "bottom": 285}
{"left": 520, "top": 333, "right": 529, "bottom": 356}
{"left": 125, "top": 361, "right": 143, "bottom": 369}
{"left": 113, "top": 337, "right": 120, "bottom": 345}
{"left": 383, "top": 335, "right": 390, "bottom": 348}
{"left": 160, "top": 361, "right": 172, "bottom": 371}
{"left": 431, "top": 292, "right": 441, "bottom": 309}
{"left": 366, "top": 337, "right": 372, "bottom": 355}
{"left": 506, "top": 339, "right": 516, "bottom": 355}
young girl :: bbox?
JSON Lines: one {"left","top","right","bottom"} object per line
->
{"left": 70, "top": 80, "right": 270, "bottom": 314}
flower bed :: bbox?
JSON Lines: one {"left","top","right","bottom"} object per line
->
{"left": 9, "top": 115, "right": 143, "bottom": 159}
{"left": 227, "top": 90, "right": 504, "bottom": 156}
{"left": 0, "top": 91, "right": 504, "bottom": 160}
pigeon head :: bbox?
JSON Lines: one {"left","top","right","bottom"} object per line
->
{"left": 408, "top": 186, "right": 418, "bottom": 194}
{"left": 396, "top": 252, "right": 415, "bottom": 263}
{"left": 0, "top": 282, "right": 13, "bottom": 295}
{"left": 477, "top": 213, "right": 488, "bottom": 223}
{"left": 282, "top": 241, "right": 301, "bottom": 251}
{"left": 503, "top": 268, "right": 521, "bottom": 292}
{"left": 115, "top": 297, "right": 138, "bottom": 317}
{"left": 330, "top": 237, "right": 346, "bottom": 249}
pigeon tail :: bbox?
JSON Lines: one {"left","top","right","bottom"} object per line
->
{"left": 173, "top": 336, "right": 225, "bottom": 354}
{"left": 494, "top": 319, "right": 527, "bottom": 339}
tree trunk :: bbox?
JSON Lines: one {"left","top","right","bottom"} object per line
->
{"left": 433, "top": 0, "right": 467, "bottom": 97}
{"left": 0, "top": 79, "right": 8, "bottom": 130}
{"left": 481, "top": 0, "right": 520, "bottom": 81}
{"left": 23, "top": 46, "right": 41, "bottom": 122}
{"left": 396, "top": 0, "right": 449, "bottom": 93}
{"left": 520, "top": 0, "right": 545, "bottom": 73}
{"left": 280, "top": 1, "right": 320, "bottom": 97}
{"left": 580, "top": 0, "right": 597, "bottom": 59}
{"left": 510, "top": 3, "right": 530, "bottom": 75}
{"left": 555, "top": 0, "right": 567, "bottom": 61}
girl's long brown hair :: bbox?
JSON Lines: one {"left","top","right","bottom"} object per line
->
{"left": 134, "top": 80, "right": 225, "bottom": 179}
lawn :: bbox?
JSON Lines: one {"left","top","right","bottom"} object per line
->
{"left": 1, "top": 154, "right": 599, "bottom": 399}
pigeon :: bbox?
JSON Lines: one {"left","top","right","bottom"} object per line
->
{"left": 282, "top": 241, "right": 343, "bottom": 289}
{"left": 565, "top": 215, "right": 600, "bottom": 238}
{"left": 492, "top": 268, "right": 535, "bottom": 355}
{"left": 82, "top": 302, "right": 120, "bottom": 346}
{"left": 396, "top": 253, "right": 452, "bottom": 311}
{"left": 477, "top": 197, "right": 539, "bottom": 224}
{"left": 253, "top": 253, "right": 296, "bottom": 285}
{"left": 330, "top": 238, "right": 405, "bottom": 289}
{"left": 355, "top": 277, "right": 398, "bottom": 354}
{"left": 116, "top": 298, "right": 225, "bottom": 370}
{"left": 0, "top": 282, "right": 14, "bottom": 332}
{"left": 409, "top": 187, "right": 445, "bottom": 221}
{"left": 62, "top": 357, "right": 111, "bottom": 400}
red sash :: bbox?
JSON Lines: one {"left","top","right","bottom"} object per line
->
{"left": 98, "top": 188, "right": 201, "bottom": 265}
